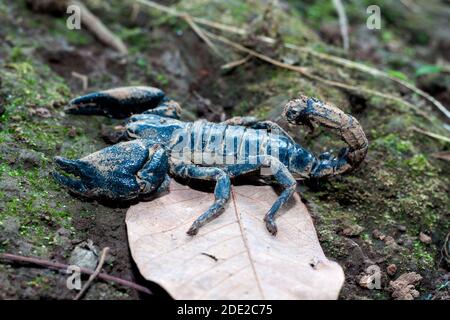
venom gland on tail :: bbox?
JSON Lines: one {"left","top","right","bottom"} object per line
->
{"left": 54, "top": 86, "right": 368, "bottom": 236}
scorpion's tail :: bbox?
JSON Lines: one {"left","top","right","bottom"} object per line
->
{"left": 283, "top": 96, "right": 368, "bottom": 178}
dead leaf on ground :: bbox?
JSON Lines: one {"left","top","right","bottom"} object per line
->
{"left": 126, "top": 180, "right": 344, "bottom": 300}
{"left": 431, "top": 151, "right": 450, "bottom": 161}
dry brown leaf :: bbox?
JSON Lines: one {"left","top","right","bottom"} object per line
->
{"left": 431, "top": 151, "right": 450, "bottom": 161}
{"left": 126, "top": 180, "right": 344, "bottom": 300}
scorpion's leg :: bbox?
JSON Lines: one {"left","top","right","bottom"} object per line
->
{"left": 66, "top": 86, "right": 166, "bottom": 118}
{"left": 226, "top": 156, "right": 296, "bottom": 236}
{"left": 262, "top": 158, "right": 297, "bottom": 235}
{"left": 223, "top": 116, "right": 295, "bottom": 143}
{"left": 53, "top": 140, "right": 169, "bottom": 201}
{"left": 141, "top": 100, "right": 181, "bottom": 119}
{"left": 170, "top": 162, "right": 231, "bottom": 236}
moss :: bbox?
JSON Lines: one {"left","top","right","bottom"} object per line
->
{"left": 0, "top": 54, "right": 77, "bottom": 254}
{"left": 49, "top": 19, "right": 92, "bottom": 46}
{"left": 372, "top": 133, "right": 415, "bottom": 154}
{"left": 118, "top": 27, "right": 152, "bottom": 54}
{"left": 412, "top": 241, "right": 435, "bottom": 270}
{"left": 27, "top": 275, "right": 51, "bottom": 290}
{"left": 405, "top": 154, "right": 431, "bottom": 174}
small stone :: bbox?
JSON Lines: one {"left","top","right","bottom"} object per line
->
{"left": 358, "top": 265, "right": 381, "bottom": 289}
{"left": 419, "top": 232, "right": 432, "bottom": 244}
{"left": 384, "top": 236, "right": 396, "bottom": 246}
{"left": 372, "top": 229, "right": 382, "bottom": 239}
{"left": 397, "top": 225, "right": 406, "bottom": 232}
{"left": 68, "top": 240, "right": 99, "bottom": 270}
{"left": 68, "top": 127, "right": 77, "bottom": 138}
{"left": 30, "top": 107, "right": 52, "bottom": 118}
{"left": 342, "top": 225, "right": 364, "bottom": 237}
{"left": 389, "top": 272, "right": 422, "bottom": 300}
{"left": 386, "top": 264, "right": 397, "bottom": 276}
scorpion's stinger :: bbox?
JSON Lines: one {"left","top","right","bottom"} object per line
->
{"left": 66, "top": 86, "right": 166, "bottom": 118}
{"left": 283, "top": 96, "right": 368, "bottom": 177}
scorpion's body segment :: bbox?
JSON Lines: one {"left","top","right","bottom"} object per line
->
{"left": 54, "top": 86, "right": 368, "bottom": 236}
{"left": 126, "top": 115, "right": 315, "bottom": 178}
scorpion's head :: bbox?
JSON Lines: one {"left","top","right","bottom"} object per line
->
{"left": 52, "top": 140, "right": 169, "bottom": 202}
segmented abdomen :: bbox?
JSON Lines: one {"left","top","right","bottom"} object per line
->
{"left": 170, "top": 120, "right": 292, "bottom": 167}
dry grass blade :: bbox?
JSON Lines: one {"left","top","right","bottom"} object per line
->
{"left": 70, "top": 0, "right": 128, "bottom": 55}
{"left": 411, "top": 126, "right": 450, "bottom": 143}
{"left": 182, "top": 14, "right": 224, "bottom": 59}
{"left": 74, "top": 247, "right": 110, "bottom": 300}
{"left": 332, "top": 0, "right": 349, "bottom": 51}
{"left": 136, "top": 0, "right": 449, "bottom": 119}
{"left": 221, "top": 55, "right": 252, "bottom": 70}
{"left": 204, "top": 31, "right": 429, "bottom": 119}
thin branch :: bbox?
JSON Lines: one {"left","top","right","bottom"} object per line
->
{"left": 136, "top": 0, "right": 449, "bottom": 119}
{"left": 0, "top": 253, "right": 152, "bottom": 295}
{"left": 70, "top": 0, "right": 128, "bottom": 55}
{"left": 411, "top": 126, "right": 450, "bottom": 143}
{"left": 221, "top": 55, "right": 252, "bottom": 70}
{"left": 74, "top": 247, "right": 109, "bottom": 300}
{"left": 71, "top": 71, "right": 89, "bottom": 91}
{"left": 332, "top": 0, "right": 349, "bottom": 51}
{"left": 204, "top": 30, "right": 309, "bottom": 73}
{"left": 204, "top": 30, "right": 429, "bottom": 119}
{"left": 182, "top": 14, "right": 224, "bottom": 58}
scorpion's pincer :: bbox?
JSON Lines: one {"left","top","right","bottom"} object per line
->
{"left": 65, "top": 86, "right": 166, "bottom": 118}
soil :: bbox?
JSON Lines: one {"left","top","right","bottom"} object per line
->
{"left": 0, "top": 0, "right": 449, "bottom": 300}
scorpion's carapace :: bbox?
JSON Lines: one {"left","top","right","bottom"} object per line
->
{"left": 54, "top": 86, "right": 368, "bottom": 236}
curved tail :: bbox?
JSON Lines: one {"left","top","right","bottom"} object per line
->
{"left": 283, "top": 96, "right": 368, "bottom": 177}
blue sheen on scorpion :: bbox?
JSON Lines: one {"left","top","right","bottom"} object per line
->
{"left": 53, "top": 86, "right": 367, "bottom": 236}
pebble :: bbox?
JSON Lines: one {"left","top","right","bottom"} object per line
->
{"left": 68, "top": 240, "right": 99, "bottom": 270}
{"left": 419, "top": 232, "right": 432, "bottom": 244}
{"left": 386, "top": 264, "right": 397, "bottom": 276}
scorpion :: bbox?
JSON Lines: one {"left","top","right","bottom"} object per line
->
{"left": 53, "top": 86, "right": 368, "bottom": 236}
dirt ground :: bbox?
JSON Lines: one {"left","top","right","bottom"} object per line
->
{"left": 0, "top": 0, "right": 449, "bottom": 300}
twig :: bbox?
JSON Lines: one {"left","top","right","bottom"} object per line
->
{"left": 204, "top": 30, "right": 428, "bottom": 118}
{"left": 411, "top": 126, "right": 450, "bottom": 143}
{"left": 71, "top": 71, "right": 89, "bottom": 91}
{"left": 0, "top": 252, "right": 152, "bottom": 295}
{"left": 136, "top": 0, "right": 450, "bottom": 119}
{"left": 221, "top": 55, "right": 252, "bottom": 70}
{"left": 292, "top": 47, "right": 450, "bottom": 119}
{"left": 131, "top": 3, "right": 141, "bottom": 22}
{"left": 74, "top": 247, "right": 109, "bottom": 300}
{"left": 70, "top": 0, "right": 128, "bottom": 55}
{"left": 204, "top": 30, "right": 309, "bottom": 74}
{"left": 182, "top": 14, "right": 224, "bottom": 59}
{"left": 137, "top": 0, "right": 249, "bottom": 37}
{"left": 332, "top": 0, "right": 349, "bottom": 51}
{"left": 399, "top": 0, "right": 420, "bottom": 13}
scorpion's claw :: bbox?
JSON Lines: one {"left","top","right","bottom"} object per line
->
{"left": 52, "top": 171, "right": 87, "bottom": 194}
{"left": 66, "top": 86, "right": 166, "bottom": 118}
{"left": 53, "top": 140, "right": 168, "bottom": 201}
